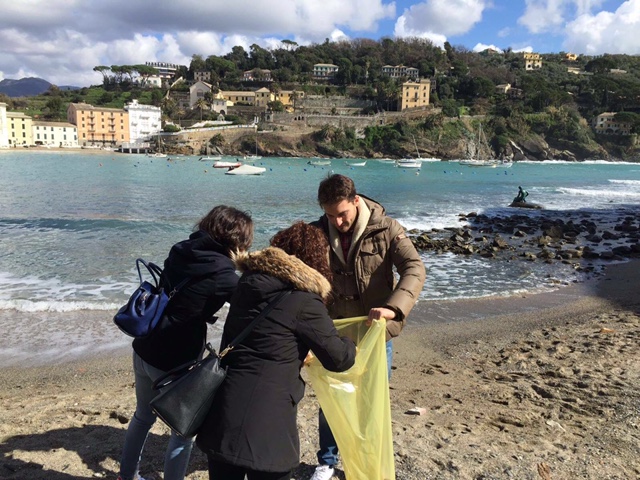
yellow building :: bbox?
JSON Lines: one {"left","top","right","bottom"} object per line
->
{"left": 67, "top": 103, "right": 130, "bottom": 147}
{"left": 254, "top": 88, "right": 273, "bottom": 107}
{"left": 6, "top": 111, "right": 34, "bottom": 147}
{"left": 495, "top": 83, "right": 511, "bottom": 95}
{"left": 398, "top": 79, "right": 431, "bottom": 111}
{"left": 219, "top": 91, "right": 256, "bottom": 106}
{"left": 275, "top": 90, "right": 305, "bottom": 110}
{"left": 523, "top": 52, "right": 542, "bottom": 70}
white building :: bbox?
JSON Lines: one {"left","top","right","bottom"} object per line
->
{"left": 0, "top": 103, "right": 9, "bottom": 148}
{"left": 144, "top": 61, "right": 182, "bottom": 88}
{"left": 313, "top": 63, "right": 339, "bottom": 80}
{"left": 190, "top": 81, "right": 213, "bottom": 108}
{"left": 125, "top": 99, "right": 162, "bottom": 143}
{"left": 32, "top": 121, "right": 78, "bottom": 147}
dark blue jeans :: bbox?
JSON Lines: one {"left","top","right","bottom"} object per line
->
{"left": 316, "top": 340, "right": 393, "bottom": 466}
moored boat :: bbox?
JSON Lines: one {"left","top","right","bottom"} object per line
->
{"left": 308, "top": 159, "right": 331, "bottom": 166}
{"left": 213, "top": 160, "right": 242, "bottom": 168}
{"left": 395, "top": 158, "right": 422, "bottom": 168}
{"left": 225, "top": 164, "right": 266, "bottom": 175}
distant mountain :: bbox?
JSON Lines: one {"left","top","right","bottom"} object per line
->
{"left": 0, "top": 77, "right": 52, "bottom": 97}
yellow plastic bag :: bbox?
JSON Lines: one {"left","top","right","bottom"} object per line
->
{"left": 305, "top": 317, "right": 395, "bottom": 480}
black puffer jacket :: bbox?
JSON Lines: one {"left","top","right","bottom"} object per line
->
{"left": 197, "top": 247, "right": 356, "bottom": 473}
{"left": 133, "top": 230, "right": 239, "bottom": 371}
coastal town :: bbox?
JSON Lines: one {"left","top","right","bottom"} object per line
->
{"left": 1, "top": 46, "right": 639, "bottom": 161}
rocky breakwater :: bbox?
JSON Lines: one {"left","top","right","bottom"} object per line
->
{"left": 409, "top": 207, "right": 640, "bottom": 273}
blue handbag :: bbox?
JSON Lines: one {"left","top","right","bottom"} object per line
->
{"left": 113, "top": 258, "right": 190, "bottom": 338}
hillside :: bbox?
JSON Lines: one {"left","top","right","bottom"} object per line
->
{"left": 0, "top": 77, "right": 52, "bottom": 97}
{"left": 2, "top": 38, "right": 639, "bottom": 161}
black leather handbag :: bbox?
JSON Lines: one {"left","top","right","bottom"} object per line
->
{"left": 150, "top": 289, "right": 292, "bottom": 438}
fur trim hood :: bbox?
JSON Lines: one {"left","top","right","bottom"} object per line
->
{"left": 233, "top": 247, "right": 331, "bottom": 300}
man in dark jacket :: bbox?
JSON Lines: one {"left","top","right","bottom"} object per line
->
{"left": 309, "top": 174, "right": 426, "bottom": 480}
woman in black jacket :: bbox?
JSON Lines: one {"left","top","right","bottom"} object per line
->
{"left": 118, "top": 205, "right": 253, "bottom": 480}
{"left": 197, "top": 221, "right": 357, "bottom": 480}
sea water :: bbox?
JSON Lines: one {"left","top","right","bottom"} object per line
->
{"left": 1, "top": 151, "right": 639, "bottom": 365}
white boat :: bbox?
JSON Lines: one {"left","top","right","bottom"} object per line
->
{"left": 308, "top": 159, "right": 331, "bottom": 166}
{"left": 395, "top": 135, "right": 424, "bottom": 168}
{"left": 213, "top": 160, "right": 242, "bottom": 168}
{"left": 244, "top": 130, "right": 262, "bottom": 160}
{"left": 395, "top": 158, "right": 422, "bottom": 168}
{"left": 225, "top": 164, "right": 266, "bottom": 175}
{"left": 346, "top": 161, "right": 366, "bottom": 167}
{"left": 148, "top": 152, "right": 167, "bottom": 158}
{"left": 200, "top": 155, "right": 222, "bottom": 161}
{"left": 459, "top": 159, "right": 498, "bottom": 167}
{"left": 460, "top": 123, "right": 499, "bottom": 167}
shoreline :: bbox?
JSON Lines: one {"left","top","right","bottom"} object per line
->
{"left": 1, "top": 260, "right": 639, "bottom": 479}
{"left": 2, "top": 147, "right": 639, "bottom": 163}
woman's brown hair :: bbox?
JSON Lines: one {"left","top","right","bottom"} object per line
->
{"left": 196, "top": 205, "right": 254, "bottom": 254}
{"left": 270, "top": 221, "right": 332, "bottom": 283}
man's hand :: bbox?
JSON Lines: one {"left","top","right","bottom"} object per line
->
{"left": 366, "top": 307, "right": 396, "bottom": 326}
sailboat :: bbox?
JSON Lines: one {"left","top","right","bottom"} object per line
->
{"left": 395, "top": 136, "right": 422, "bottom": 168}
{"left": 244, "top": 130, "right": 262, "bottom": 161}
{"left": 459, "top": 124, "right": 499, "bottom": 167}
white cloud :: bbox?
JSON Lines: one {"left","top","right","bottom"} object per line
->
{"left": 563, "top": 0, "right": 640, "bottom": 54}
{"left": 518, "top": 0, "right": 567, "bottom": 33}
{"left": 517, "top": 0, "right": 607, "bottom": 34}
{"left": 512, "top": 45, "right": 534, "bottom": 53}
{"left": 473, "top": 43, "right": 503, "bottom": 53}
{"left": 0, "top": 0, "right": 396, "bottom": 86}
{"left": 395, "top": 0, "right": 488, "bottom": 40}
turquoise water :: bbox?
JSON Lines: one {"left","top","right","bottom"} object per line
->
{"left": 2, "top": 151, "right": 640, "bottom": 365}
{"left": 2, "top": 151, "right": 640, "bottom": 313}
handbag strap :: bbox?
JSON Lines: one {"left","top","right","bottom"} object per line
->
{"left": 151, "top": 289, "right": 292, "bottom": 390}
{"left": 219, "top": 289, "right": 292, "bottom": 358}
{"left": 152, "top": 343, "right": 217, "bottom": 390}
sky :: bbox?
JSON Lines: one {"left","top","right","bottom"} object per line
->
{"left": 1, "top": 0, "right": 638, "bottom": 88}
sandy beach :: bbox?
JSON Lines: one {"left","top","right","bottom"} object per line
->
{"left": 1, "top": 260, "right": 639, "bottom": 480}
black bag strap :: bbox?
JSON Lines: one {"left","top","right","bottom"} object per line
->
{"left": 151, "top": 289, "right": 292, "bottom": 390}
{"left": 136, "top": 258, "right": 163, "bottom": 287}
{"left": 219, "top": 289, "right": 292, "bottom": 358}
{"left": 135, "top": 257, "right": 210, "bottom": 299}
{"left": 152, "top": 343, "right": 217, "bottom": 390}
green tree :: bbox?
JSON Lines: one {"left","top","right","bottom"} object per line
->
{"left": 44, "top": 96, "right": 63, "bottom": 119}
{"left": 194, "top": 98, "right": 207, "bottom": 121}
{"left": 93, "top": 66, "right": 111, "bottom": 86}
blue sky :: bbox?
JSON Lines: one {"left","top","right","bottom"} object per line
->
{"left": 0, "top": 0, "right": 637, "bottom": 87}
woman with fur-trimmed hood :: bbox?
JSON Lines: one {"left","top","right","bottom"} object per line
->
{"left": 197, "top": 221, "right": 356, "bottom": 480}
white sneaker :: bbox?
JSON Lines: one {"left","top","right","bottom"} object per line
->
{"left": 310, "top": 464, "right": 334, "bottom": 480}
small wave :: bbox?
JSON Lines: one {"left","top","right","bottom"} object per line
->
{"left": 608, "top": 179, "right": 640, "bottom": 185}
{"left": 558, "top": 187, "right": 640, "bottom": 198}
{"left": 0, "top": 299, "right": 121, "bottom": 312}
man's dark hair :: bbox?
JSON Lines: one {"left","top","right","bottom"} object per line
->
{"left": 196, "top": 205, "right": 254, "bottom": 253}
{"left": 317, "top": 174, "right": 357, "bottom": 207}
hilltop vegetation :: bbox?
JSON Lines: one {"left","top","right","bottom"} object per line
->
{"left": 2, "top": 38, "right": 639, "bottom": 160}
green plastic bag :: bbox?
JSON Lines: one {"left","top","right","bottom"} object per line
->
{"left": 306, "top": 317, "right": 395, "bottom": 480}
